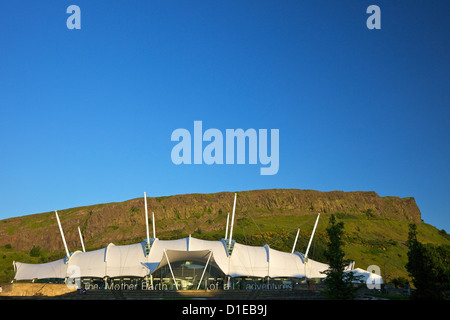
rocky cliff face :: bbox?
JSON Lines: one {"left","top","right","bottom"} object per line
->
{"left": 0, "top": 189, "right": 421, "bottom": 252}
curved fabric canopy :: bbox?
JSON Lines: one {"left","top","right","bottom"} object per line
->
{"left": 14, "top": 258, "right": 67, "bottom": 280}
{"left": 13, "top": 236, "right": 352, "bottom": 281}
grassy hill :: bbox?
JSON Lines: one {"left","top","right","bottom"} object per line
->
{"left": 1, "top": 189, "right": 449, "bottom": 283}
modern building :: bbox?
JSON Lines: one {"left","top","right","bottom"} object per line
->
{"left": 13, "top": 193, "right": 381, "bottom": 290}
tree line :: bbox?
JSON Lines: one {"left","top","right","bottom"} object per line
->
{"left": 322, "top": 215, "right": 449, "bottom": 299}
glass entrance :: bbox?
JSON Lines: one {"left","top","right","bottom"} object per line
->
{"left": 151, "top": 260, "right": 225, "bottom": 290}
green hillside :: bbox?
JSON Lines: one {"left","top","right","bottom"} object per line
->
{"left": 1, "top": 189, "right": 449, "bottom": 284}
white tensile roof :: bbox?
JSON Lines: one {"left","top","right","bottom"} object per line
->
{"left": 346, "top": 268, "right": 383, "bottom": 285}
{"left": 14, "top": 258, "right": 67, "bottom": 280}
{"left": 13, "top": 236, "right": 339, "bottom": 281}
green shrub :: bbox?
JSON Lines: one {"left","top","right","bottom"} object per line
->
{"left": 29, "top": 245, "right": 41, "bottom": 257}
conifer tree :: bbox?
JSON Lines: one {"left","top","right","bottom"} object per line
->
{"left": 406, "top": 223, "right": 447, "bottom": 299}
{"left": 321, "top": 214, "right": 360, "bottom": 299}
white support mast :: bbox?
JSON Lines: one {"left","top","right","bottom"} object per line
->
{"left": 78, "top": 226, "right": 86, "bottom": 252}
{"left": 55, "top": 210, "right": 70, "bottom": 259}
{"left": 152, "top": 212, "right": 156, "bottom": 239}
{"left": 224, "top": 212, "right": 230, "bottom": 240}
{"left": 291, "top": 228, "right": 300, "bottom": 254}
{"left": 144, "top": 192, "right": 150, "bottom": 245}
{"left": 164, "top": 249, "right": 178, "bottom": 290}
{"left": 197, "top": 250, "right": 213, "bottom": 290}
{"left": 228, "top": 193, "right": 237, "bottom": 251}
{"left": 305, "top": 213, "right": 320, "bottom": 260}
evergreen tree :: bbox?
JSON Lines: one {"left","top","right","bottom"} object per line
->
{"left": 321, "top": 214, "right": 360, "bottom": 299}
{"left": 406, "top": 223, "right": 448, "bottom": 299}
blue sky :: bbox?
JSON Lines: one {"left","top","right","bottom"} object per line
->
{"left": 0, "top": 1, "right": 449, "bottom": 232}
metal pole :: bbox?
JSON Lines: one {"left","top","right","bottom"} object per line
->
{"left": 291, "top": 228, "right": 300, "bottom": 254}
{"left": 152, "top": 212, "right": 156, "bottom": 239}
{"left": 305, "top": 213, "right": 320, "bottom": 260}
{"left": 224, "top": 212, "right": 230, "bottom": 240}
{"left": 197, "top": 251, "right": 213, "bottom": 290}
{"left": 55, "top": 211, "right": 70, "bottom": 259}
{"left": 228, "top": 193, "right": 237, "bottom": 251}
{"left": 78, "top": 226, "right": 86, "bottom": 252}
{"left": 144, "top": 192, "right": 150, "bottom": 245}
{"left": 164, "top": 249, "right": 178, "bottom": 290}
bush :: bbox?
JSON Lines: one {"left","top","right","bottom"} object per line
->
{"left": 29, "top": 245, "right": 41, "bottom": 257}
{"left": 363, "top": 209, "right": 376, "bottom": 219}
{"left": 391, "top": 277, "right": 409, "bottom": 288}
